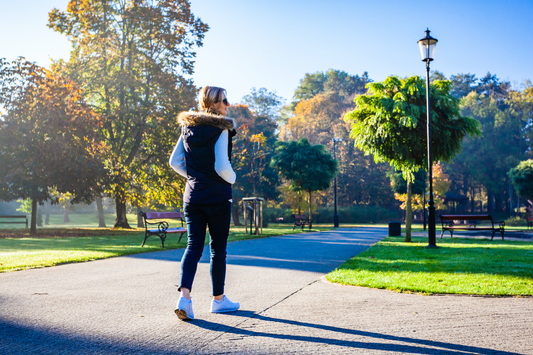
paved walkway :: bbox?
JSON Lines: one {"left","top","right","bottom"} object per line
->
{"left": 1, "top": 227, "right": 532, "bottom": 354}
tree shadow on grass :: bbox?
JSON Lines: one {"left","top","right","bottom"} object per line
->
{"left": 189, "top": 310, "right": 521, "bottom": 354}
{"left": 352, "top": 238, "right": 533, "bottom": 279}
{"left": 0, "top": 228, "right": 144, "bottom": 239}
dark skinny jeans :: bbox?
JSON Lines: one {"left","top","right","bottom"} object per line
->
{"left": 179, "top": 201, "right": 231, "bottom": 296}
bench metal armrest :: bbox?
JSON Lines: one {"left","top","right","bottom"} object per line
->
{"left": 157, "top": 221, "right": 169, "bottom": 233}
{"left": 143, "top": 220, "right": 169, "bottom": 233}
{"left": 498, "top": 221, "right": 505, "bottom": 229}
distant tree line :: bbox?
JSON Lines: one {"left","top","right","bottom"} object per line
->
{"left": 240, "top": 69, "right": 532, "bottom": 223}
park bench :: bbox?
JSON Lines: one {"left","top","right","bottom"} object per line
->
{"left": 439, "top": 215, "right": 505, "bottom": 240}
{"left": 293, "top": 214, "right": 309, "bottom": 230}
{"left": 138, "top": 211, "right": 187, "bottom": 248}
{"left": 0, "top": 215, "right": 28, "bottom": 228}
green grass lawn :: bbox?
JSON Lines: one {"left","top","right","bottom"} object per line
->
{"left": 327, "top": 235, "right": 533, "bottom": 296}
{"left": 0, "top": 220, "right": 332, "bottom": 273}
{"left": 1, "top": 213, "right": 137, "bottom": 229}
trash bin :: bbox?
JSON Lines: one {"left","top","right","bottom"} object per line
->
{"left": 388, "top": 221, "right": 401, "bottom": 236}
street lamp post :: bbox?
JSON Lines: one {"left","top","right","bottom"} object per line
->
{"left": 333, "top": 133, "right": 342, "bottom": 228}
{"left": 418, "top": 28, "right": 438, "bottom": 248}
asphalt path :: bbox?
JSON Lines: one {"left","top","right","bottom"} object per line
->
{"left": 1, "top": 227, "right": 532, "bottom": 354}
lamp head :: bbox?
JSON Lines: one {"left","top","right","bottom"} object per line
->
{"left": 417, "top": 28, "right": 438, "bottom": 62}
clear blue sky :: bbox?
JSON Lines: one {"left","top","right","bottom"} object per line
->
{"left": 1, "top": 0, "right": 532, "bottom": 104}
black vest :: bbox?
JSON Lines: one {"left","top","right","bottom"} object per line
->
{"left": 182, "top": 124, "right": 233, "bottom": 204}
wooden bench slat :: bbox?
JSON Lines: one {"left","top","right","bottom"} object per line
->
{"left": 440, "top": 215, "right": 492, "bottom": 220}
{"left": 445, "top": 227, "right": 494, "bottom": 230}
{"left": 145, "top": 212, "right": 183, "bottom": 219}
{"left": 148, "top": 227, "right": 186, "bottom": 233}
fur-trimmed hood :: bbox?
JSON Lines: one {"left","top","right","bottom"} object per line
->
{"left": 178, "top": 111, "right": 235, "bottom": 131}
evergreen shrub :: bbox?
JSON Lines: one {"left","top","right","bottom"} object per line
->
{"left": 504, "top": 216, "right": 527, "bottom": 227}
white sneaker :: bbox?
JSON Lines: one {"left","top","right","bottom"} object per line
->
{"left": 175, "top": 297, "right": 194, "bottom": 320}
{"left": 211, "top": 295, "right": 240, "bottom": 313}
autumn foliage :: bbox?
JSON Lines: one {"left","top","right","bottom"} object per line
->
{"left": 0, "top": 59, "right": 105, "bottom": 233}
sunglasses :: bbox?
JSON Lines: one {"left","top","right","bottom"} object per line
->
{"left": 216, "top": 98, "right": 229, "bottom": 106}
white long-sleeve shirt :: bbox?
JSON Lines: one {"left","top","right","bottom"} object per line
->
{"left": 169, "top": 129, "right": 236, "bottom": 184}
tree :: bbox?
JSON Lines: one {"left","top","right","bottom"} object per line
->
{"left": 456, "top": 91, "right": 526, "bottom": 212}
{"left": 450, "top": 72, "right": 511, "bottom": 101}
{"left": 49, "top": 189, "right": 74, "bottom": 223}
{"left": 0, "top": 59, "right": 104, "bottom": 234}
{"left": 392, "top": 164, "right": 450, "bottom": 214}
{"left": 48, "top": 0, "right": 207, "bottom": 227}
{"left": 390, "top": 169, "right": 427, "bottom": 195}
{"left": 509, "top": 160, "right": 533, "bottom": 200}
{"left": 280, "top": 93, "right": 347, "bottom": 144}
{"left": 442, "top": 72, "right": 528, "bottom": 214}
{"left": 450, "top": 73, "right": 478, "bottom": 98}
{"left": 293, "top": 71, "right": 328, "bottom": 103}
{"left": 281, "top": 70, "right": 394, "bottom": 208}
{"left": 344, "top": 75, "right": 480, "bottom": 241}
{"left": 271, "top": 138, "right": 338, "bottom": 228}
{"left": 430, "top": 70, "right": 447, "bottom": 82}
{"left": 227, "top": 104, "right": 279, "bottom": 225}
{"left": 242, "top": 87, "right": 285, "bottom": 120}
{"left": 289, "top": 69, "right": 370, "bottom": 109}
{"left": 507, "top": 80, "right": 533, "bottom": 157}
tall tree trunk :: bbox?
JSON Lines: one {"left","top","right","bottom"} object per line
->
{"left": 308, "top": 190, "right": 313, "bottom": 229}
{"left": 30, "top": 193, "right": 37, "bottom": 235}
{"left": 37, "top": 207, "right": 43, "bottom": 227}
{"left": 462, "top": 177, "right": 468, "bottom": 214}
{"left": 509, "top": 180, "right": 514, "bottom": 216}
{"left": 63, "top": 206, "right": 70, "bottom": 223}
{"left": 114, "top": 197, "right": 131, "bottom": 228}
{"left": 495, "top": 193, "right": 503, "bottom": 213}
{"left": 471, "top": 186, "right": 475, "bottom": 213}
{"left": 405, "top": 182, "right": 412, "bottom": 243}
{"left": 232, "top": 202, "right": 242, "bottom": 226}
{"left": 487, "top": 189, "right": 494, "bottom": 213}
{"left": 478, "top": 187, "right": 482, "bottom": 212}
{"left": 44, "top": 200, "right": 50, "bottom": 225}
{"left": 136, "top": 206, "right": 144, "bottom": 228}
{"left": 96, "top": 197, "right": 106, "bottom": 227}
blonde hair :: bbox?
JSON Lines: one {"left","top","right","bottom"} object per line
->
{"left": 198, "top": 86, "right": 227, "bottom": 114}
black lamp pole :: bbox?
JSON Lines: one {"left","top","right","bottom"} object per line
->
{"left": 418, "top": 28, "right": 438, "bottom": 248}
{"left": 423, "top": 186, "right": 427, "bottom": 231}
{"left": 333, "top": 134, "right": 340, "bottom": 227}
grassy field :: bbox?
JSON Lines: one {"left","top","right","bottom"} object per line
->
{"left": 0, "top": 216, "right": 332, "bottom": 273}
{"left": 0, "top": 213, "right": 135, "bottom": 229}
{"left": 327, "top": 235, "right": 533, "bottom": 296}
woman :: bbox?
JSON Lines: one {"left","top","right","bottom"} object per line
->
{"left": 169, "top": 86, "right": 239, "bottom": 321}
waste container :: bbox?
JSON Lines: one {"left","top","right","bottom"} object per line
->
{"left": 388, "top": 221, "right": 401, "bottom": 236}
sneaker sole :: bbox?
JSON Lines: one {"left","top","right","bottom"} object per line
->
{"left": 175, "top": 308, "right": 193, "bottom": 321}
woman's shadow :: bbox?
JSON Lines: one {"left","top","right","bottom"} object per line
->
{"left": 189, "top": 310, "right": 521, "bottom": 355}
